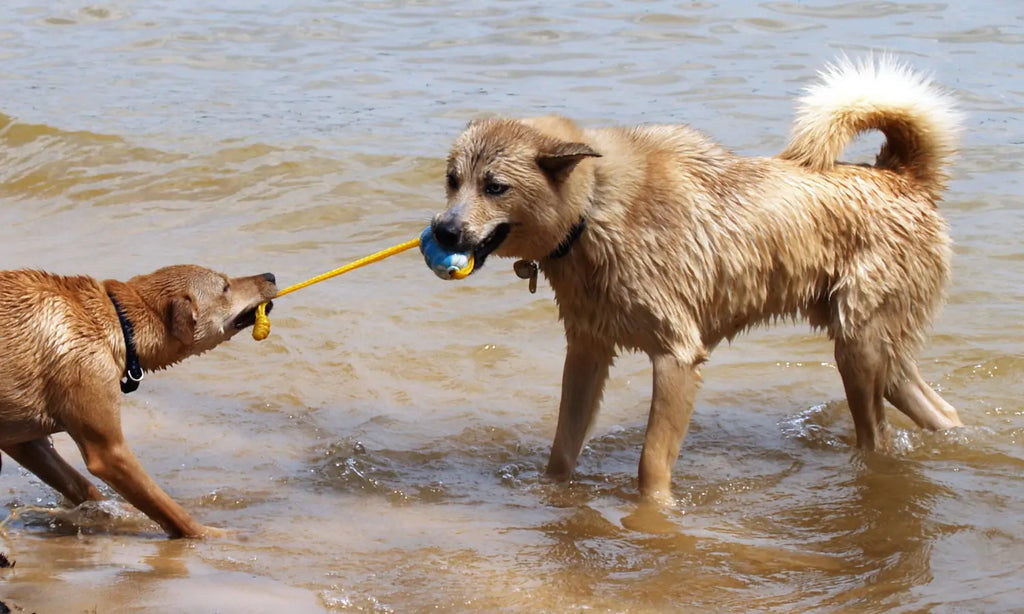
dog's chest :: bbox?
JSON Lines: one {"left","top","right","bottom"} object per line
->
{"left": 543, "top": 260, "right": 669, "bottom": 352}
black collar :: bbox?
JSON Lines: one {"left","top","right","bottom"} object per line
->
{"left": 548, "top": 217, "right": 586, "bottom": 260}
{"left": 108, "top": 293, "right": 144, "bottom": 394}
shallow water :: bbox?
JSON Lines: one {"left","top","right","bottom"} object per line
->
{"left": 1, "top": 1, "right": 1022, "bottom": 612}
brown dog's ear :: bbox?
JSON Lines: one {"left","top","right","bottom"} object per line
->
{"left": 536, "top": 142, "right": 601, "bottom": 184}
{"left": 167, "top": 294, "right": 197, "bottom": 346}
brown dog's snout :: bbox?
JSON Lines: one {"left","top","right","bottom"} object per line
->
{"left": 262, "top": 272, "right": 276, "bottom": 285}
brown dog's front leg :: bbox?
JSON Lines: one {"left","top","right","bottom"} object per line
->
{"left": 2, "top": 438, "right": 104, "bottom": 505}
{"left": 638, "top": 353, "right": 700, "bottom": 502}
{"left": 59, "top": 388, "right": 213, "bottom": 538}
{"left": 545, "top": 336, "right": 614, "bottom": 480}
{"left": 72, "top": 435, "right": 207, "bottom": 538}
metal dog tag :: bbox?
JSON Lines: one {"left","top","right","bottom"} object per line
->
{"left": 513, "top": 259, "right": 538, "bottom": 294}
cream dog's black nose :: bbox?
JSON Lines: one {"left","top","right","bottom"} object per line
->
{"left": 263, "top": 272, "right": 276, "bottom": 284}
{"left": 432, "top": 219, "right": 462, "bottom": 251}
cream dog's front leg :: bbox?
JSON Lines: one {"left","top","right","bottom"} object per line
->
{"left": 545, "top": 334, "right": 614, "bottom": 480}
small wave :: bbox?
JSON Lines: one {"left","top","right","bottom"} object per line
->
{"left": 778, "top": 402, "right": 851, "bottom": 449}
{"left": 2, "top": 500, "right": 160, "bottom": 536}
{"left": 304, "top": 428, "right": 640, "bottom": 507}
{"left": 778, "top": 401, "right": 1020, "bottom": 466}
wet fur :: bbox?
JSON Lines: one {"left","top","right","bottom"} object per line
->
{"left": 0, "top": 265, "right": 276, "bottom": 537}
{"left": 432, "top": 57, "right": 964, "bottom": 500}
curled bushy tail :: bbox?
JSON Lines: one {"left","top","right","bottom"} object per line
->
{"left": 779, "top": 55, "right": 962, "bottom": 201}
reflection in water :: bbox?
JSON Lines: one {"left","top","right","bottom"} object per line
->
{"left": 125, "top": 539, "right": 192, "bottom": 580}
{"left": 787, "top": 454, "right": 952, "bottom": 610}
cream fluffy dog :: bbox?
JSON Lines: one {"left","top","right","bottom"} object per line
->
{"left": 430, "top": 57, "right": 963, "bottom": 501}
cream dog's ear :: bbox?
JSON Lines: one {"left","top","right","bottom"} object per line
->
{"left": 167, "top": 294, "right": 197, "bottom": 346}
{"left": 536, "top": 141, "right": 601, "bottom": 183}
{"left": 465, "top": 116, "right": 498, "bottom": 129}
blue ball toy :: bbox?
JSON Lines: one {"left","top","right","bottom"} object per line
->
{"left": 419, "top": 226, "right": 475, "bottom": 280}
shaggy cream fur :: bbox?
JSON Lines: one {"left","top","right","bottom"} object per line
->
{"left": 431, "top": 57, "right": 964, "bottom": 500}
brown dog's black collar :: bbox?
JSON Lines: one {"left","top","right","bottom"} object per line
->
{"left": 108, "top": 293, "right": 144, "bottom": 394}
{"left": 548, "top": 217, "right": 586, "bottom": 260}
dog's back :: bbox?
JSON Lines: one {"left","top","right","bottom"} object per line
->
{"left": 550, "top": 57, "right": 960, "bottom": 373}
{"left": 0, "top": 271, "right": 115, "bottom": 424}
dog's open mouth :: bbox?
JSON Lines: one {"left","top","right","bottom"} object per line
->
{"left": 472, "top": 223, "right": 510, "bottom": 270}
{"left": 234, "top": 300, "right": 272, "bottom": 329}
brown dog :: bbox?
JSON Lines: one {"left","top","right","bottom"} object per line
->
{"left": 430, "top": 57, "right": 964, "bottom": 502}
{"left": 0, "top": 264, "right": 276, "bottom": 537}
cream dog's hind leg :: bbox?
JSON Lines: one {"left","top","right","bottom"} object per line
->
{"left": 834, "top": 323, "right": 892, "bottom": 450}
{"left": 885, "top": 361, "right": 963, "bottom": 430}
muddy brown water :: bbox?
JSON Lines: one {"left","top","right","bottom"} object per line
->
{"left": 1, "top": 1, "right": 1023, "bottom": 612}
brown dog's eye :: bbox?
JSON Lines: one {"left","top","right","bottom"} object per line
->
{"left": 484, "top": 182, "right": 509, "bottom": 196}
{"left": 446, "top": 172, "right": 459, "bottom": 191}
{"left": 222, "top": 282, "right": 230, "bottom": 294}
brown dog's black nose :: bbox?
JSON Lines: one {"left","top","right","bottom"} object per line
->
{"left": 432, "top": 219, "right": 462, "bottom": 251}
{"left": 263, "top": 272, "right": 276, "bottom": 284}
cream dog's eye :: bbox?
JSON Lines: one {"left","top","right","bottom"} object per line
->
{"left": 446, "top": 172, "right": 460, "bottom": 191}
{"left": 484, "top": 182, "right": 509, "bottom": 196}
{"left": 222, "top": 282, "right": 230, "bottom": 293}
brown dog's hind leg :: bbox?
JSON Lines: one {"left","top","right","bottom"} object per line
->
{"left": 2, "top": 438, "right": 104, "bottom": 505}
{"left": 637, "top": 353, "right": 700, "bottom": 502}
{"left": 885, "top": 361, "right": 963, "bottom": 430}
{"left": 545, "top": 335, "right": 614, "bottom": 481}
{"left": 834, "top": 324, "right": 893, "bottom": 450}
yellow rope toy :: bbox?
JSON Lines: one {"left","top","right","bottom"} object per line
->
{"left": 252, "top": 227, "right": 474, "bottom": 340}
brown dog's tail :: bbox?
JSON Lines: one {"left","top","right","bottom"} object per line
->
{"left": 778, "top": 55, "right": 962, "bottom": 201}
